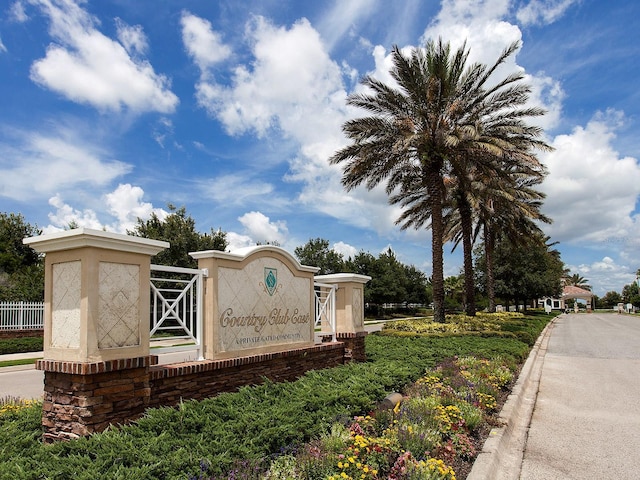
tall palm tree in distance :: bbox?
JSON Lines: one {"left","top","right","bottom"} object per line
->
{"left": 477, "top": 170, "right": 551, "bottom": 311}
{"left": 330, "top": 38, "right": 551, "bottom": 322}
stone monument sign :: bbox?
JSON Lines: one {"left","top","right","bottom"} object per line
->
{"left": 191, "top": 246, "right": 319, "bottom": 359}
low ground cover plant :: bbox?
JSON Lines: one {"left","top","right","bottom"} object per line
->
{"left": 0, "top": 312, "right": 554, "bottom": 479}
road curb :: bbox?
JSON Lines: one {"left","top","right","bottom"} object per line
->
{"left": 467, "top": 316, "right": 557, "bottom": 480}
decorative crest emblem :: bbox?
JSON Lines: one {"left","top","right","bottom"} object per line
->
{"left": 263, "top": 267, "right": 278, "bottom": 296}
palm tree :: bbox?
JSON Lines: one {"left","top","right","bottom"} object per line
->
{"left": 357, "top": 39, "right": 551, "bottom": 319}
{"left": 330, "top": 38, "right": 552, "bottom": 322}
{"left": 331, "top": 38, "right": 553, "bottom": 322}
{"left": 477, "top": 170, "right": 551, "bottom": 311}
{"left": 564, "top": 273, "right": 591, "bottom": 290}
{"left": 331, "top": 39, "right": 471, "bottom": 322}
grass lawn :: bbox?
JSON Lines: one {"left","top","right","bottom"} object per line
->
{"left": 0, "top": 358, "right": 40, "bottom": 368}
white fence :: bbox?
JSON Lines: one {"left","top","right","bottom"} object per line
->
{"left": 0, "top": 301, "right": 44, "bottom": 330}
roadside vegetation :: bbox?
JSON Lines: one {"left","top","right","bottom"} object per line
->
{"left": 0, "top": 311, "right": 556, "bottom": 480}
{"left": 0, "top": 336, "right": 42, "bottom": 355}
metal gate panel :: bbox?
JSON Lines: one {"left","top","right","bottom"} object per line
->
{"left": 150, "top": 264, "right": 205, "bottom": 360}
{"left": 314, "top": 282, "right": 336, "bottom": 342}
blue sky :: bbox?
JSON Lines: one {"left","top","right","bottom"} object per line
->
{"left": 1, "top": 0, "right": 639, "bottom": 296}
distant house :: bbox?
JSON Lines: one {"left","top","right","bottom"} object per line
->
{"left": 539, "top": 285, "right": 594, "bottom": 311}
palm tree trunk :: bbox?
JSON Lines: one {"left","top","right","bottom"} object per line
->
{"left": 484, "top": 224, "right": 496, "bottom": 313}
{"left": 427, "top": 165, "right": 446, "bottom": 323}
{"left": 458, "top": 193, "right": 476, "bottom": 316}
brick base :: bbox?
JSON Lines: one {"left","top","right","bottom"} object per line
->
{"left": 148, "top": 342, "right": 347, "bottom": 407}
{"left": 337, "top": 331, "right": 368, "bottom": 362}
{"left": 37, "top": 338, "right": 367, "bottom": 441}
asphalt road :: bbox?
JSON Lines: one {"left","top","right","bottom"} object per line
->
{"left": 520, "top": 312, "right": 640, "bottom": 479}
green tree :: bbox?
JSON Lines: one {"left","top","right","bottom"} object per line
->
{"left": 367, "top": 248, "right": 408, "bottom": 306}
{"left": 444, "top": 275, "right": 465, "bottom": 311}
{"left": 331, "top": 38, "right": 549, "bottom": 322}
{"left": 475, "top": 171, "right": 551, "bottom": 312}
{"left": 480, "top": 233, "right": 563, "bottom": 309}
{"left": 344, "top": 248, "right": 430, "bottom": 314}
{"left": 293, "top": 238, "right": 346, "bottom": 274}
{"left": 621, "top": 282, "right": 640, "bottom": 307}
{"left": 0, "top": 213, "right": 44, "bottom": 301}
{"left": 129, "top": 205, "right": 227, "bottom": 268}
{"left": 600, "top": 290, "right": 622, "bottom": 309}
{"left": 403, "top": 264, "right": 431, "bottom": 305}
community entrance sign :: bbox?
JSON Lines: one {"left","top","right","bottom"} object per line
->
{"left": 24, "top": 229, "right": 371, "bottom": 441}
{"left": 191, "top": 246, "right": 319, "bottom": 359}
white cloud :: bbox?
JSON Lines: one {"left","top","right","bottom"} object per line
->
{"left": 237, "top": 211, "right": 289, "bottom": 245}
{"left": 152, "top": 117, "right": 174, "bottom": 148}
{"left": 187, "top": 15, "right": 346, "bottom": 140}
{"left": 44, "top": 193, "right": 104, "bottom": 233}
{"left": 200, "top": 174, "right": 275, "bottom": 206}
{"left": 421, "top": 0, "right": 517, "bottom": 61}
{"left": 225, "top": 231, "right": 254, "bottom": 251}
{"left": 9, "top": 1, "right": 29, "bottom": 22}
{"left": 539, "top": 110, "right": 640, "bottom": 245}
{"left": 0, "top": 37, "right": 6, "bottom": 53}
{"left": 44, "top": 184, "right": 168, "bottom": 234}
{"left": 333, "top": 241, "right": 357, "bottom": 259}
{"left": 0, "top": 129, "right": 131, "bottom": 201}
{"left": 28, "top": 0, "right": 177, "bottom": 113}
{"left": 568, "top": 256, "right": 637, "bottom": 296}
{"left": 182, "top": 13, "right": 393, "bottom": 233}
{"left": 105, "top": 183, "right": 168, "bottom": 233}
{"left": 517, "top": 0, "right": 579, "bottom": 26}
{"left": 180, "top": 11, "right": 231, "bottom": 70}
{"left": 316, "top": 0, "right": 378, "bottom": 52}
{"left": 115, "top": 18, "right": 148, "bottom": 56}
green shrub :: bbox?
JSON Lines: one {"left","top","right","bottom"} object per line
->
{"left": 0, "top": 336, "right": 43, "bottom": 354}
{"left": 0, "top": 317, "right": 552, "bottom": 479}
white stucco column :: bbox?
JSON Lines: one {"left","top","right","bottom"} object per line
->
{"left": 24, "top": 229, "right": 168, "bottom": 363}
{"left": 314, "top": 273, "right": 371, "bottom": 335}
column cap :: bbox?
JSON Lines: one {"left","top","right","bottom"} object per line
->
{"left": 314, "top": 273, "right": 371, "bottom": 284}
{"left": 190, "top": 245, "right": 319, "bottom": 273}
{"left": 24, "top": 228, "right": 168, "bottom": 256}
